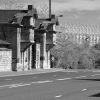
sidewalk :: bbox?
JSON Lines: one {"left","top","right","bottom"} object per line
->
{"left": 0, "top": 68, "right": 63, "bottom": 77}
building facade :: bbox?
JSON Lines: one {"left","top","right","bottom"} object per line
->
{"left": 0, "top": 5, "right": 59, "bottom": 72}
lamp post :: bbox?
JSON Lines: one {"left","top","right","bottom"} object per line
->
{"left": 49, "top": 0, "right": 51, "bottom": 18}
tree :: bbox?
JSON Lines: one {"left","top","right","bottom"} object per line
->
{"left": 51, "top": 31, "right": 100, "bottom": 69}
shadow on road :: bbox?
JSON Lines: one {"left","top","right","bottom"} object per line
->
{"left": 75, "top": 79, "right": 100, "bottom": 81}
{"left": 74, "top": 78, "right": 100, "bottom": 98}
{"left": 89, "top": 93, "right": 100, "bottom": 97}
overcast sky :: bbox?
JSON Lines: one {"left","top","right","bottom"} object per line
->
{"left": 1, "top": 0, "right": 100, "bottom": 25}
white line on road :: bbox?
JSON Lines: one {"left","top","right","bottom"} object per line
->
{"left": 32, "top": 77, "right": 37, "bottom": 78}
{"left": 0, "top": 80, "right": 53, "bottom": 89}
{"left": 9, "top": 83, "right": 31, "bottom": 88}
{"left": 91, "top": 74, "right": 100, "bottom": 76}
{"left": 93, "top": 71, "right": 100, "bottom": 72}
{"left": 91, "top": 74, "right": 97, "bottom": 76}
{"left": 81, "top": 89, "right": 87, "bottom": 91}
{"left": 56, "top": 78, "right": 71, "bottom": 80}
{"left": 9, "top": 80, "right": 53, "bottom": 88}
{"left": 62, "top": 70, "right": 78, "bottom": 72}
{"left": 0, "top": 83, "right": 23, "bottom": 88}
{"left": 32, "top": 80, "right": 53, "bottom": 84}
{"left": 5, "top": 79, "right": 12, "bottom": 81}
{"left": 0, "top": 85, "right": 13, "bottom": 88}
{"left": 55, "top": 95, "right": 62, "bottom": 98}
{"left": 75, "top": 76, "right": 87, "bottom": 78}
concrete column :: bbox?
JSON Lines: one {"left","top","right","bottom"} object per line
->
{"left": 36, "top": 43, "right": 40, "bottom": 69}
{"left": 29, "top": 45, "right": 32, "bottom": 70}
{"left": 22, "top": 52, "right": 24, "bottom": 71}
{"left": 43, "top": 33, "right": 48, "bottom": 69}
{"left": 24, "top": 49, "right": 28, "bottom": 71}
{"left": 47, "top": 50, "right": 51, "bottom": 69}
{"left": 17, "top": 28, "right": 22, "bottom": 71}
{"left": 29, "top": 17, "right": 35, "bottom": 43}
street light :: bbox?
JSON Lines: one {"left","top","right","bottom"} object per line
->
{"left": 49, "top": 0, "right": 63, "bottom": 18}
{"left": 49, "top": 0, "right": 51, "bottom": 18}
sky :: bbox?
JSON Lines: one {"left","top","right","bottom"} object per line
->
{"left": 0, "top": 0, "right": 100, "bottom": 25}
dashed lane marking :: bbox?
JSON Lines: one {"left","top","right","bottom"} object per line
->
{"left": 62, "top": 70, "right": 78, "bottom": 72}
{"left": 0, "top": 83, "right": 23, "bottom": 88}
{"left": 92, "top": 71, "right": 100, "bottom": 72}
{"left": 9, "top": 80, "right": 53, "bottom": 88}
{"left": 5, "top": 79, "right": 12, "bottom": 81}
{"left": 31, "top": 80, "right": 53, "bottom": 84}
{"left": 94, "top": 74, "right": 100, "bottom": 75}
{"left": 91, "top": 74, "right": 97, "bottom": 76}
{"left": 0, "top": 80, "right": 54, "bottom": 89}
{"left": 75, "top": 76, "right": 87, "bottom": 78}
{"left": 56, "top": 78, "right": 71, "bottom": 80}
{"left": 36, "top": 80, "right": 53, "bottom": 84}
{"left": 81, "top": 89, "right": 87, "bottom": 91}
{"left": 55, "top": 95, "right": 62, "bottom": 98}
{"left": 9, "top": 83, "right": 31, "bottom": 88}
{"left": 32, "top": 77, "right": 37, "bottom": 78}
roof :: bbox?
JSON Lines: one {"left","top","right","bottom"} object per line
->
{"left": 0, "top": 10, "right": 27, "bottom": 23}
{"left": 0, "top": 39, "right": 10, "bottom": 45}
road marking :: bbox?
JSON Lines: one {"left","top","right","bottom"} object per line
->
{"left": 32, "top": 77, "right": 37, "bottom": 78}
{"left": 93, "top": 71, "right": 100, "bottom": 72}
{"left": 9, "top": 80, "right": 53, "bottom": 88}
{"left": 91, "top": 74, "right": 97, "bottom": 76}
{"left": 91, "top": 74, "right": 100, "bottom": 76}
{"left": 0, "top": 80, "right": 53, "bottom": 89}
{"left": 36, "top": 80, "right": 53, "bottom": 84}
{"left": 0, "top": 79, "right": 53, "bottom": 89}
{"left": 31, "top": 80, "right": 53, "bottom": 84}
{"left": 62, "top": 70, "right": 78, "bottom": 72}
{"left": 81, "top": 89, "right": 87, "bottom": 91}
{"left": 9, "top": 83, "right": 31, "bottom": 88}
{"left": 0, "top": 85, "right": 13, "bottom": 88}
{"left": 75, "top": 76, "right": 87, "bottom": 78}
{"left": 5, "top": 79, "right": 12, "bottom": 81}
{"left": 55, "top": 95, "right": 62, "bottom": 98}
{"left": 0, "top": 83, "right": 23, "bottom": 88}
{"left": 56, "top": 78, "right": 71, "bottom": 80}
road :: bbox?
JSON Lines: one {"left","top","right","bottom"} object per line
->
{"left": 0, "top": 70, "right": 100, "bottom": 100}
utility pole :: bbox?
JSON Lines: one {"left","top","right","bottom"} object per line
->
{"left": 49, "top": 0, "right": 51, "bottom": 18}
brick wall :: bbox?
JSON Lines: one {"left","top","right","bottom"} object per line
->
{"left": 0, "top": 49, "right": 12, "bottom": 71}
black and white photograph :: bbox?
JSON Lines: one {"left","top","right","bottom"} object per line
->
{"left": 0, "top": 0, "right": 100, "bottom": 100}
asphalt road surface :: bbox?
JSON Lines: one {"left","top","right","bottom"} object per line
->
{"left": 0, "top": 70, "right": 100, "bottom": 100}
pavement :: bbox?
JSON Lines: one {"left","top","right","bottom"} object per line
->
{"left": 0, "top": 68, "right": 100, "bottom": 78}
{"left": 0, "top": 68, "right": 63, "bottom": 77}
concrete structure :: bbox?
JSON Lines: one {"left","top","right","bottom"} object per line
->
{"left": 0, "top": 40, "right": 12, "bottom": 72}
{"left": 0, "top": 5, "right": 59, "bottom": 71}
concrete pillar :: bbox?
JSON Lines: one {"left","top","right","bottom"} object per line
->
{"left": 17, "top": 28, "right": 22, "bottom": 71}
{"left": 47, "top": 50, "right": 51, "bottom": 69}
{"left": 29, "top": 45, "right": 32, "bottom": 70}
{"left": 24, "top": 48, "right": 28, "bottom": 71}
{"left": 29, "top": 17, "right": 35, "bottom": 43}
{"left": 36, "top": 43, "right": 40, "bottom": 69}
{"left": 43, "top": 33, "right": 48, "bottom": 69}
{"left": 22, "top": 51, "right": 24, "bottom": 70}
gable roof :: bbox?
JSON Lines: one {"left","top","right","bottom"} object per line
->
{"left": 0, "top": 10, "right": 27, "bottom": 23}
{"left": 0, "top": 39, "right": 10, "bottom": 45}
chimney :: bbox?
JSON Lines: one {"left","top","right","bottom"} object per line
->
{"left": 28, "top": 5, "right": 33, "bottom": 10}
